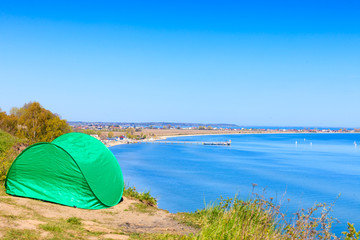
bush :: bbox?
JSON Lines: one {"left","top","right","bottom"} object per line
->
{"left": 123, "top": 184, "right": 157, "bottom": 207}
{"left": 0, "top": 130, "right": 23, "bottom": 181}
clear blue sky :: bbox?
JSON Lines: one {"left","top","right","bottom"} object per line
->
{"left": 1, "top": 1, "right": 359, "bottom": 127}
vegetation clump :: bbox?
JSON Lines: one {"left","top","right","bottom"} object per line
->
{"left": 186, "top": 196, "right": 283, "bottom": 239}
{"left": 123, "top": 184, "right": 157, "bottom": 207}
{"left": 0, "top": 130, "right": 23, "bottom": 181}
{"left": 66, "top": 217, "right": 82, "bottom": 225}
{"left": 2, "top": 229, "right": 39, "bottom": 240}
{"left": 171, "top": 193, "right": 360, "bottom": 240}
{"left": 0, "top": 102, "right": 71, "bottom": 144}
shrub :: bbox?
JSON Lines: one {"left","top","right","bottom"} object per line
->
{"left": 123, "top": 184, "right": 157, "bottom": 207}
{"left": 0, "top": 130, "right": 23, "bottom": 181}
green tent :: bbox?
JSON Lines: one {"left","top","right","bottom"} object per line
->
{"left": 5, "top": 132, "right": 124, "bottom": 209}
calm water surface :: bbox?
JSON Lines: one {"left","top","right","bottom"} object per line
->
{"left": 110, "top": 133, "right": 360, "bottom": 234}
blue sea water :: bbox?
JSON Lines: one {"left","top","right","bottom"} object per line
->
{"left": 110, "top": 133, "right": 360, "bottom": 235}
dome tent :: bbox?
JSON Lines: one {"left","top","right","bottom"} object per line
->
{"left": 5, "top": 132, "right": 124, "bottom": 209}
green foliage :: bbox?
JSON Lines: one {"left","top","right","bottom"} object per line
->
{"left": 128, "top": 203, "right": 156, "bottom": 214}
{"left": 0, "top": 111, "right": 18, "bottom": 136}
{"left": 177, "top": 193, "right": 358, "bottom": 240}
{"left": 0, "top": 130, "right": 18, "bottom": 153}
{"left": 67, "top": 217, "right": 82, "bottom": 225}
{"left": 130, "top": 233, "right": 188, "bottom": 240}
{"left": 3, "top": 229, "right": 39, "bottom": 240}
{"left": 9, "top": 107, "right": 25, "bottom": 118}
{"left": 77, "top": 129, "right": 97, "bottom": 135}
{"left": 187, "top": 196, "right": 282, "bottom": 240}
{"left": 17, "top": 102, "right": 71, "bottom": 144}
{"left": 0, "top": 102, "right": 72, "bottom": 144}
{"left": 123, "top": 184, "right": 157, "bottom": 207}
{"left": 39, "top": 223, "right": 62, "bottom": 232}
{"left": 343, "top": 223, "right": 360, "bottom": 240}
{"left": 126, "top": 127, "right": 136, "bottom": 139}
{"left": 108, "top": 131, "right": 114, "bottom": 138}
{"left": 0, "top": 184, "right": 6, "bottom": 196}
{"left": 0, "top": 130, "right": 22, "bottom": 181}
{"left": 174, "top": 212, "right": 202, "bottom": 229}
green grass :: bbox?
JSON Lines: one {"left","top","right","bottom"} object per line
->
{"left": 128, "top": 192, "right": 360, "bottom": 240}
{"left": 123, "top": 184, "right": 157, "bottom": 207}
{"left": 2, "top": 229, "right": 39, "bottom": 240}
{"left": 185, "top": 196, "right": 283, "bottom": 240}
{"left": 38, "top": 217, "right": 96, "bottom": 240}
{"left": 130, "top": 233, "right": 189, "bottom": 240}
{"left": 173, "top": 212, "right": 201, "bottom": 229}
{"left": 39, "top": 223, "right": 63, "bottom": 232}
{"left": 126, "top": 202, "right": 156, "bottom": 214}
{"left": 1, "top": 215, "right": 104, "bottom": 240}
{"left": 0, "top": 184, "right": 6, "bottom": 196}
{"left": 0, "top": 197, "right": 14, "bottom": 204}
{"left": 66, "top": 217, "right": 82, "bottom": 225}
{"left": 170, "top": 194, "right": 360, "bottom": 240}
{"left": 1, "top": 214, "right": 19, "bottom": 221}
{"left": 124, "top": 188, "right": 357, "bottom": 240}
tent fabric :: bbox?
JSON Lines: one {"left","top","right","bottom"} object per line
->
{"left": 5, "top": 132, "right": 124, "bottom": 209}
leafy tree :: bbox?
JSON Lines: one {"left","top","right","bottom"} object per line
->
{"left": 1, "top": 102, "right": 72, "bottom": 144}
{"left": 126, "top": 127, "right": 135, "bottom": 135}
{"left": 4, "top": 115, "right": 18, "bottom": 135}
{"left": 9, "top": 107, "right": 25, "bottom": 118}
{"left": 45, "top": 116, "right": 72, "bottom": 141}
{"left": 97, "top": 131, "right": 102, "bottom": 138}
{"left": 108, "top": 131, "right": 114, "bottom": 138}
{"left": 0, "top": 110, "right": 18, "bottom": 136}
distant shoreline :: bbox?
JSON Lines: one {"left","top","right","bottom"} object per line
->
{"left": 159, "top": 131, "right": 359, "bottom": 140}
{"left": 106, "top": 131, "right": 359, "bottom": 148}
